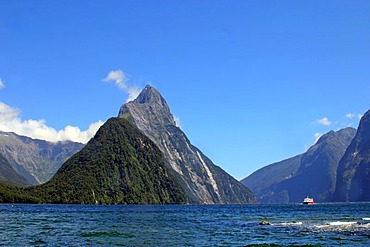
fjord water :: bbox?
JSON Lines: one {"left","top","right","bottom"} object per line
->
{"left": 1, "top": 203, "right": 370, "bottom": 246}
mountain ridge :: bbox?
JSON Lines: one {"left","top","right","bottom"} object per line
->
{"left": 242, "top": 127, "right": 356, "bottom": 203}
{"left": 0, "top": 131, "right": 84, "bottom": 184}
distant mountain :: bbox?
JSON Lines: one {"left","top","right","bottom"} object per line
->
{"left": 119, "top": 85, "right": 256, "bottom": 204}
{"left": 28, "top": 117, "right": 187, "bottom": 204}
{"left": 242, "top": 128, "right": 356, "bottom": 203}
{"left": 333, "top": 110, "right": 370, "bottom": 202}
{"left": 0, "top": 131, "right": 84, "bottom": 185}
{"left": 241, "top": 154, "right": 302, "bottom": 203}
{"left": 0, "top": 153, "right": 30, "bottom": 185}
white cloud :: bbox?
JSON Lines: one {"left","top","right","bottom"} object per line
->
{"left": 173, "top": 115, "right": 182, "bottom": 129}
{"left": 305, "top": 132, "right": 323, "bottom": 151}
{"left": 0, "top": 78, "right": 4, "bottom": 89}
{"left": 315, "top": 117, "right": 332, "bottom": 126}
{"left": 314, "top": 132, "right": 323, "bottom": 144}
{"left": 103, "top": 70, "right": 141, "bottom": 102}
{"left": 345, "top": 113, "right": 362, "bottom": 119}
{"left": 346, "top": 113, "right": 355, "bottom": 119}
{"left": 0, "top": 101, "right": 103, "bottom": 144}
{"left": 103, "top": 70, "right": 127, "bottom": 89}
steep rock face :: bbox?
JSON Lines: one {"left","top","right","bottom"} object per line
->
{"left": 242, "top": 128, "right": 356, "bottom": 203}
{"left": 0, "top": 131, "right": 84, "bottom": 184}
{"left": 0, "top": 153, "right": 30, "bottom": 185}
{"left": 33, "top": 117, "right": 187, "bottom": 204}
{"left": 119, "top": 85, "right": 256, "bottom": 204}
{"left": 334, "top": 110, "right": 370, "bottom": 201}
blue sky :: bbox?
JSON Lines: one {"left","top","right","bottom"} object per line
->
{"left": 0, "top": 1, "right": 369, "bottom": 179}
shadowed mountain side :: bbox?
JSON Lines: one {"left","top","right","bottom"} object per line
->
{"left": 242, "top": 128, "right": 356, "bottom": 203}
{"left": 0, "top": 153, "right": 30, "bottom": 186}
{"left": 334, "top": 109, "right": 370, "bottom": 202}
{"left": 241, "top": 155, "right": 302, "bottom": 203}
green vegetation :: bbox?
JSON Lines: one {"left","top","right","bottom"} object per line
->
{"left": 0, "top": 182, "right": 41, "bottom": 203}
{"left": 0, "top": 118, "right": 187, "bottom": 204}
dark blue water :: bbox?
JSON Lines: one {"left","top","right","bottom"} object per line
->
{"left": 1, "top": 203, "right": 370, "bottom": 246}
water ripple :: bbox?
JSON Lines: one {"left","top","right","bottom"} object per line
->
{"left": 0, "top": 203, "right": 370, "bottom": 246}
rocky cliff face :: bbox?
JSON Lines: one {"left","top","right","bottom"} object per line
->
{"left": 334, "top": 110, "right": 370, "bottom": 202}
{"left": 118, "top": 85, "right": 256, "bottom": 204}
{"left": 0, "top": 153, "right": 30, "bottom": 185}
{"left": 242, "top": 128, "right": 356, "bottom": 203}
{"left": 0, "top": 131, "right": 84, "bottom": 185}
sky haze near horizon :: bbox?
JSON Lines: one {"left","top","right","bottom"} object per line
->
{"left": 0, "top": 1, "right": 369, "bottom": 179}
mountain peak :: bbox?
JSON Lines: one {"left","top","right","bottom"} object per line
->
{"left": 315, "top": 127, "right": 356, "bottom": 146}
{"left": 135, "top": 85, "right": 166, "bottom": 105}
{"left": 119, "top": 85, "right": 256, "bottom": 204}
{"left": 118, "top": 85, "right": 176, "bottom": 128}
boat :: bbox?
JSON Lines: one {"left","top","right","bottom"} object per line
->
{"left": 303, "top": 197, "right": 314, "bottom": 204}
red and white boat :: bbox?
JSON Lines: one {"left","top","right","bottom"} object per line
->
{"left": 303, "top": 197, "right": 314, "bottom": 204}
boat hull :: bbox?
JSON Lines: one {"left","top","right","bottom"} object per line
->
{"left": 302, "top": 201, "right": 314, "bottom": 205}
{"left": 303, "top": 197, "right": 314, "bottom": 204}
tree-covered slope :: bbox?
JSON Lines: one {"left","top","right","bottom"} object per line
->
{"left": 26, "top": 117, "right": 187, "bottom": 204}
{"left": 0, "top": 181, "right": 41, "bottom": 203}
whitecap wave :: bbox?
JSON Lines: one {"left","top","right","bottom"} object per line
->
{"left": 273, "top": 222, "right": 303, "bottom": 226}
{"left": 329, "top": 221, "right": 357, "bottom": 226}
{"left": 314, "top": 224, "right": 329, "bottom": 229}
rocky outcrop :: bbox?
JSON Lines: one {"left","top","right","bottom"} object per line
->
{"left": 0, "top": 131, "right": 84, "bottom": 184}
{"left": 119, "top": 85, "right": 256, "bottom": 204}
{"left": 242, "top": 128, "right": 356, "bottom": 203}
{"left": 333, "top": 110, "right": 370, "bottom": 202}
